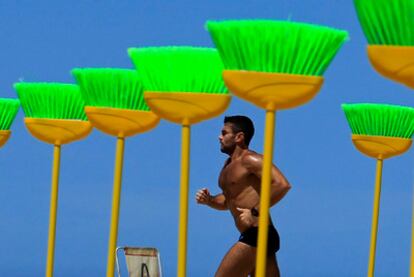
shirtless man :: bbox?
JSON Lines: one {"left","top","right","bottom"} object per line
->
{"left": 196, "top": 115, "right": 291, "bottom": 277}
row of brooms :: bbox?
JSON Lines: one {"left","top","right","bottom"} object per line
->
{"left": 1, "top": 0, "right": 414, "bottom": 276}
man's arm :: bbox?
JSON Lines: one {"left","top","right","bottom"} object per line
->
{"left": 243, "top": 153, "right": 291, "bottom": 208}
{"left": 196, "top": 188, "right": 228, "bottom": 210}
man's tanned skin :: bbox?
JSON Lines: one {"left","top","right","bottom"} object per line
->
{"left": 196, "top": 116, "right": 291, "bottom": 277}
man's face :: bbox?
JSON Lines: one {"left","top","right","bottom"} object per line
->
{"left": 219, "top": 123, "right": 238, "bottom": 154}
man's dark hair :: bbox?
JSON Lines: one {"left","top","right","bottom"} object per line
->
{"left": 224, "top": 115, "right": 255, "bottom": 146}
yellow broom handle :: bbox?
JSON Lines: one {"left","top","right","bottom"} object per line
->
{"left": 410, "top": 196, "right": 414, "bottom": 277}
{"left": 177, "top": 124, "right": 190, "bottom": 277}
{"left": 106, "top": 137, "right": 125, "bottom": 277}
{"left": 368, "top": 158, "right": 383, "bottom": 277}
{"left": 46, "top": 144, "right": 61, "bottom": 277}
{"left": 255, "top": 110, "right": 276, "bottom": 277}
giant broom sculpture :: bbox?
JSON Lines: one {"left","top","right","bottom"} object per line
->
{"left": 343, "top": 103, "right": 414, "bottom": 277}
{"left": 354, "top": 0, "right": 414, "bottom": 88}
{"left": 14, "top": 83, "right": 92, "bottom": 277}
{"left": 207, "top": 20, "right": 348, "bottom": 277}
{"left": 354, "top": 1, "right": 414, "bottom": 275}
{"left": 129, "top": 46, "right": 230, "bottom": 277}
{"left": 72, "top": 68, "right": 160, "bottom": 277}
{"left": 0, "top": 98, "right": 19, "bottom": 148}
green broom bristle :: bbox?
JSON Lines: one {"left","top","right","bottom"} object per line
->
{"left": 342, "top": 103, "right": 414, "bottom": 138}
{"left": 72, "top": 68, "right": 150, "bottom": 111}
{"left": 0, "top": 98, "right": 20, "bottom": 130}
{"left": 354, "top": 0, "right": 414, "bottom": 45}
{"left": 14, "top": 83, "right": 87, "bottom": 120}
{"left": 128, "top": 46, "right": 228, "bottom": 93}
{"left": 207, "top": 20, "right": 348, "bottom": 76}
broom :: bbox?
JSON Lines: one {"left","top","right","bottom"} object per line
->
{"left": 207, "top": 19, "right": 348, "bottom": 277}
{"left": 71, "top": 68, "right": 159, "bottom": 277}
{"left": 354, "top": 2, "right": 414, "bottom": 274}
{"left": 342, "top": 103, "right": 414, "bottom": 277}
{"left": 354, "top": 0, "right": 414, "bottom": 87}
{"left": 128, "top": 46, "right": 230, "bottom": 277}
{"left": 14, "top": 82, "right": 92, "bottom": 277}
{"left": 0, "top": 98, "right": 20, "bottom": 148}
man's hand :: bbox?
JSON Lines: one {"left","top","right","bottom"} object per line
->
{"left": 196, "top": 188, "right": 211, "bottom": 205}
{"left": 236, "top": 207, "right": 258, "bottom": 228}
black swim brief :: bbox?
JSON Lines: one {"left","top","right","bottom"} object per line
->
{"left": 238, "top": 224, "right": 280, "bottom": 255}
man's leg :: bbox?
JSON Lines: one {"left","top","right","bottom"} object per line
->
{"left": 249, "top": 254, "right": 280, "bottom": 277}
{"left": 265, "top": 254, "right": 280, "bottom": 277}
{"left": 215, "top": 242, "right": 256, "bottom": 277}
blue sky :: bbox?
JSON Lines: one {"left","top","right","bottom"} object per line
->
{"left": 0, "top": 0, "right": 414, "bottom": 276}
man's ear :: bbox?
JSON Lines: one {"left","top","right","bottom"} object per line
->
{"left": 235, "top": 132, "right": 245, "bottom": 144}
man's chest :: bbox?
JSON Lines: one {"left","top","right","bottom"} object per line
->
{"left": 218, "top": 161, "right": 252, "bottom": 192}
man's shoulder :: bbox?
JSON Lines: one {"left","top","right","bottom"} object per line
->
{"left": 243, "top": 149, "right": 262, "bottom": 159}
{"left": 241, "top": 150, "right": 263, "bottom": 167}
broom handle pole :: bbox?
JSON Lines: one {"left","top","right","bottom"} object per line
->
{"left": 46, "top": 144, "right": 61, "bottom": 277}
{"left": 410, "top": 192, "right": 414, "bottom": 277}
{"left": 177, "top": 124, "right": 190, "bottom": 277}
{"left": 368, "top": 158, "right": 383, "bottom": 277}
{"left": 106, "top": 137, "right": 125, "bottom": 277}
{"left": 255, "top": 110, "right": 276, "bottom": 277}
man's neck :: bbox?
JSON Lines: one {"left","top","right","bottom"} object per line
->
{"left": 229, "top": 145, "right": 248, "bottom": 160}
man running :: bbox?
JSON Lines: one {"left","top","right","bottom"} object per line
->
{"left": 196, "top": 115, "right": 291, "bottom": 277}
